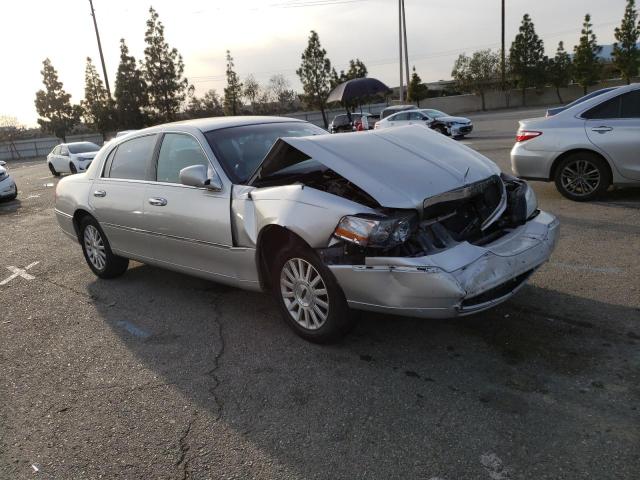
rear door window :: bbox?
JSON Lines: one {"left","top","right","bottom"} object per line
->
{"left": 583, "top": 96, "right": 621, "bottom": 119}
{"left": 393, "top": 112, "right": 409, "bottom": 121}
{"left": 620, "top": 90, "right": 640, "bottom": 118}
{"left": 107, "top": 134, "right": 157, "bottom": 180}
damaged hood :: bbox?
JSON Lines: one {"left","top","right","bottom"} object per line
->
{"left": 274, "top": 125, "right": 500, "bottom": 210}
{"left": 436, "top": 116, "right": 471, "bottom": 124}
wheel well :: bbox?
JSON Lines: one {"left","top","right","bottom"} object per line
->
{"left": 549, "top": 149, "right": 612, "bottom": 182}
{"left": 72, "top": 209, "right": 93, "bottom": 240}
{"left": 256, "top": 225, "right": 310, "bottom": 291}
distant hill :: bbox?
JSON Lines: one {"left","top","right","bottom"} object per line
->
{"left": 595, "top": 43, "right": 640, "bottom": 60}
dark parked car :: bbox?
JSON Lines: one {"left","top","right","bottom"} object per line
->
{"left": 329, "top": 113, "right": 377, "bottom": 133}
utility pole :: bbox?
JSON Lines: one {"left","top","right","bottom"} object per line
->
{"left": 88, "top": 0, "right": 111, "bottom": 98}
{"left": 402, "top": 0, "right": 410, "bottom": 99}
{"left": 501, "top": 0, "right": 505, "bottom": 91}
{"left": 398, "top": 0, "right": 404, "bottom": 102}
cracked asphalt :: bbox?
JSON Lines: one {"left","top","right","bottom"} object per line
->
{"left": 1, "top": 108, "right": 639, "bottom": 479}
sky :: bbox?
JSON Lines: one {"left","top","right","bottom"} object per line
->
{"left": 0, "top": 0, "right": 628, "bottom": 126}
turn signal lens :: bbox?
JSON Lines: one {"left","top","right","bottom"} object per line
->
{"left": 516, "top": 130, "right": 542, "bottom": 142}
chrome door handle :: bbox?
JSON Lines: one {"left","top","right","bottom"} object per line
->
{"left": 148, "top": 197, "right": 167, "bottom": 206}
{"left": 93, "top": 190, "right": 106, "bottom": 197}
{"left": 591, "top": 126, "right": 613, "bottom": 133}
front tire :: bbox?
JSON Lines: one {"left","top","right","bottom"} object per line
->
{"left": 48, "top": 163, "right": 60, "bottom": 177}
{"left": 79, "top": 216, "right": 129, "bottom": 279}
{"left": 69, "top": 162, "right": 78, "bottom": 174}
{"left": 554, "top": 152, "right": 610, "bottom": 201}
{"left": 272, "top": 245, "right": 354, "bottom": 343}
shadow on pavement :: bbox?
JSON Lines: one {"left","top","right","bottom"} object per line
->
{"left": 87, "top": 263, "right": 640, "bottom": 479}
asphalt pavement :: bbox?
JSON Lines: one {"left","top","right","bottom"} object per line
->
{"left": 1, "top": 108, "right": 639, "bottom": 479}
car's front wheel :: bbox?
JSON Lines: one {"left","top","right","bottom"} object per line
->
{"left": 48, "top": 163, "right": 60, "bottom": 177}
{"left": 272, "top": 246, "right": 354, "bottom": 343}
{"left": 80, "top": 216, "right": 129, "bottom": 279}
{"left": 69, "top": 162, "right": 78, "bottom": 174}
{"left": 554, "top": 152, "right": 610, "bottom": 201}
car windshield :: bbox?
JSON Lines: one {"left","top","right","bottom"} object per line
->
{"left": 68, "top": 142, "right": 100, "bottom": 154}
{"left": 204, "top": 122, "right": 327, "bottom": 184}
{"left": 421, "top": 109, "right": 447, "bottom": 118}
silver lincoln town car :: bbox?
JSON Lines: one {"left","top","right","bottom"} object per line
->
{"left": 54, "top": 117, "right": 559, "bottom": 342}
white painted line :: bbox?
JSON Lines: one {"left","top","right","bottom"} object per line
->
{"left": 39, "top": 176, "right": 51, "bottom": 180}
{"left": 26, "top": 194, "right": 41, "bottom": 199}
{"left": 0, "top": 261, "right": 39, "bottom": 286}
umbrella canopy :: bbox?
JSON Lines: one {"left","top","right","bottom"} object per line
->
{"left": 327, "top": 77, "right": 392, "bottom": 104}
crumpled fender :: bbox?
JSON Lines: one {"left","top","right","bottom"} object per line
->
{"left": 231, "top": 184, "right": 377, "bottom": 248}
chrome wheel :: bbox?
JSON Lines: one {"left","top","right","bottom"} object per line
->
{"left": 560, "top": 159, "right": 601, "bottom": 197}
{"left": 84, "top": 225, "right": 106, "bottom": 270}
{"left": 280, "top": 258, "right": 329, "bottom": 330}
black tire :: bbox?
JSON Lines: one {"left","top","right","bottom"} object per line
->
{"left": 69, "top": 163, "right": 78, "bottom": 174}
{"left": 554, "top": 152, "right": 610, "bottom": 201}
{"left": 271, "top": 244, "right": 354, "bottom": 343}
{"left": 8, "top": 184, "right": 17, "bottom": 201}
{"left": 79, "top": 216, "right": 129, "bottom": 279}
{"left": 434, "top": 125, "right": 448, "bottom": 136}
{"left": 48, "top": 163, "right": 60, "bottom": 177}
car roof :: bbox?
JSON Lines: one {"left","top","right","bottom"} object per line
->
{"left": 61, "top": 141, "right": 99, "bottom": 146}
{"left": 556, "top": 83, "right": 639, "bottom": 117}
{"left": 160, "top": 115, "right": 306, "bottom": 132}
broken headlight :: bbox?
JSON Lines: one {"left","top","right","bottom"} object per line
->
{"left": 334, "top": 213, "right": 415, "bottom": 248}
{"left": 524, "top": 182, "right": 538, "bottom": 219}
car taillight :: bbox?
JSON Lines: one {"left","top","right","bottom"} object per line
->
{"left": 516, "top": 130, "right": 542, "bottom": 142}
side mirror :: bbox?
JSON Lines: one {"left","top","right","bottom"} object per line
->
{"left": 0, "top": 161, "right": 6, "bottom": 167}
{"left": 179, "top": 164, "right": 223, "bottom": 191}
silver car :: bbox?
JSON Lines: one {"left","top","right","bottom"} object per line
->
{"left": 54, "top": 117, "right": 558, "bottom": 342}
{"left": 511, "top": 83, "right": 640, "bottom": 201}
{"left": 0, "top": 161, "right": 17, "bottom": 201}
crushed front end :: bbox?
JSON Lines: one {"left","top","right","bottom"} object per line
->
{"left": 321, "top": 174, "right": 559, "bottom": 318}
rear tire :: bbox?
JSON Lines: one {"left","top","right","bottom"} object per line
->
{"left": 272, "top": 244, "right": 354, "bottom": 343}
{"left": 79, "top": 216, "right": 129, "bottom": 279}
{"left": 48, "top": 163, "right": 60, "bottom": 177}
{"left": 554, "top": 152, "right": 610, "bottom": 201}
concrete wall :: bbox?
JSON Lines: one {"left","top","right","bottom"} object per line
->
{"left": 0, "top": 133, "right": 104, "bottom": 161}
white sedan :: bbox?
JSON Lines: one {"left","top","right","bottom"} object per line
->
{"left": 47, "top": 142, "right": 101, "bottom": 177}
{"left": 375, "top": 109, "right": 473, "bottom": 138}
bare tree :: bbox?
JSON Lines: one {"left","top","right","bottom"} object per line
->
{"left": 0, "top": 116, "right": 25, "bottom": 159}
{"left": 268, "top": 74, "right": 296, "bottom": 113}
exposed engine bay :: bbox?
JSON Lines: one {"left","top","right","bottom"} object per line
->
{"left": 252, "top": 159, "right": 535, "bottom": 265}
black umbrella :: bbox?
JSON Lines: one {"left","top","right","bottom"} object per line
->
{"left": 327, "top": 77, "right": 392, "bottom": 104}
